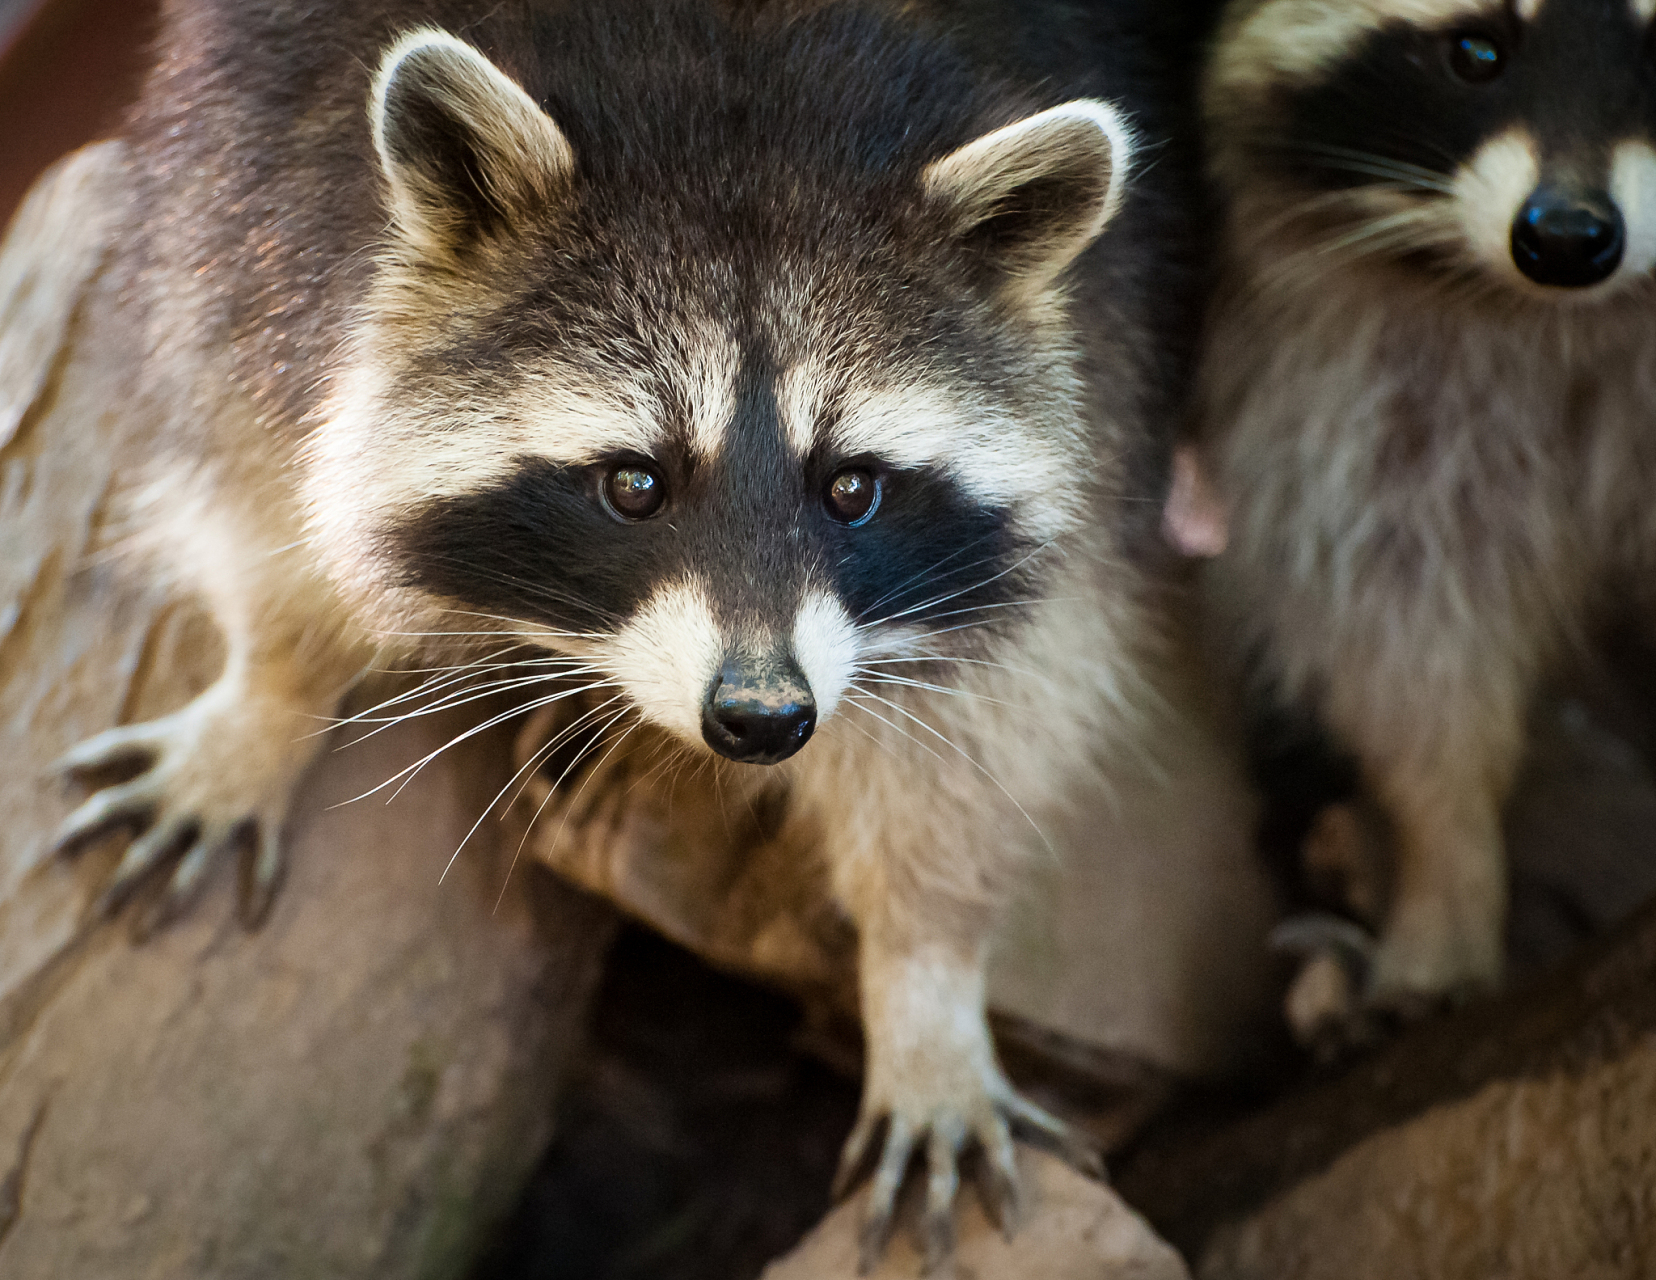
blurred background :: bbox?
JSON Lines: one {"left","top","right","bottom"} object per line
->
{"left": 0, "top": 0, "right": 156, "bottom": 224}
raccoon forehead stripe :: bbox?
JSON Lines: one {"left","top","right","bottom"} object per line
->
{"left": 777, "top": 364, "right": 827, "bottom": 457}
{"left": 830, "top": 386, "right": 1072, "bottom": 527}
{"left": 680, "top": 328, "right": 742, "bottom": 460}
{"left": 1213, "top": 0, "right": 1507, "bottom": 95}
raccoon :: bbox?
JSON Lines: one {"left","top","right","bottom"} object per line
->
{"left": 1198, "top": 0, "right": 1656, "bottom": 1015}
{"left": 48, "top": 0, "right": 1201, "bottom": 1265}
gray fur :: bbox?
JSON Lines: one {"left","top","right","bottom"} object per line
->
{"left": 1200, "top": 0, "right": 1656, "bottom": 1005}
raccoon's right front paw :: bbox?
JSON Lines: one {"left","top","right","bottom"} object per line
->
{"left": 50, "top": 687, "right": 307, "bottom": 929}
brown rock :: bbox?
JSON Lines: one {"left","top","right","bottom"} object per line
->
{"left": 1200, "top": 1055, "right": 1656, "bottom": 1280}
{"left": 1118, "top": 894, "right": 1656, "bottom": 1280}
{"left": 0, "top": 144, "right": 615, "bottom": 1277}
{"left": 763, "top": 1148, "right": 1191, "bottom": 1280}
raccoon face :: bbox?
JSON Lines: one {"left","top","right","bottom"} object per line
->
{"left": 1210, "top": 0, "right": 1656, "bottom": 297}
{"left": 308, "top": 28, "right": 1129, "bottom": 764}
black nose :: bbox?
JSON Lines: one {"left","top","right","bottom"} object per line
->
{"left": 701, "top": 658, "right": 816, "bottom": 765}
{"left": 1511, "top": 187, "right": 1625, "bottom": 288}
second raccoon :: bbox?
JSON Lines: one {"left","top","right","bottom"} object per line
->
{"left": 1200, "top": 0, "right": 1656, "bottom": 1012}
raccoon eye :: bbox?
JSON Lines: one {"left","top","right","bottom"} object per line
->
{"left": 1447, "top": 32, "right": 1505, "bottom": 83}
{"left": 824, "top": 467, "right": 880, "bottom": 526}
{"left": 603, "top": 463, "right": 666, "bottom": 521}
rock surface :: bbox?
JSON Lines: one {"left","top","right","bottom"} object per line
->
{"left": 1118, "top": 893, "right": 1656, "bottom": 1280}
{"left": 0, "top": 144, "right": 615, "bottom": 1278}
{"left": 763, "top": 1149, "right": 1191, "bottom": 1280}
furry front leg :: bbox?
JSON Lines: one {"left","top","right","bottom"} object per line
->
{"left": 1363, "top": 759, "right": 1512, "bottom": 1007}
{"left": 1319, "top": 644, "right": 1531, "bottom": 1011}
{"left": 834, "top": 927, "right": 1097, "bottom": 1274}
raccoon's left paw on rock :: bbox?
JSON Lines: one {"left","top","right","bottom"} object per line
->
{"left": 1272, "top": 912, "right": 1382, "bottom": 1057}
{"left": 833, "top": 1076, "right": 1102, "bottom": 1275}
{"left": 49, "top": 699, "right": 296, "bottom": 932}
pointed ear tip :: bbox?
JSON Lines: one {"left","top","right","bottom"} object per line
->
{"left": 1048, "top": 99, "right": 1136, "bottom": 166}
{"left": 376, "top": 26, "right": 479, "bottom": 79}
{"left": 370, "top": 27, "right": 503, "bottom": 118}
{"left": 370, "top": 27, "right": 468, "bottom": 123}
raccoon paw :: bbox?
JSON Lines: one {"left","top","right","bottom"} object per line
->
{"left": 1367, "top": 894, "right": 1503, "bottom": 1015}
{"left": 49, "top": 688, "right": 303, "bottom": 931}
{"left": 1272, "top": 913, "right": 1384, "bottom": 1056}
{"left": 832, "top": 1076, "right": 1102, "bottom": 1275}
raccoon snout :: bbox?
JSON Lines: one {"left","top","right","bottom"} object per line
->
{"left": 701, "top": 657, "right": 817, "bottom": 765}
{"left": 1511, "top": 187, "right": 1625, "bottom": 288}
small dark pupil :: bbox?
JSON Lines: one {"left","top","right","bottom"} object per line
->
{"left": 609, "top": 467, "right": 660, "bottom": 516}
{"left": 829, "top": 470, "right": 873, "bottom": 520}
{"left": 1451, "top": 35, "right": 1502, "bottom": 80}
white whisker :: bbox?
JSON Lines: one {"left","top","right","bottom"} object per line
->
{"left": 439, "top": 691, "right": 629, "bottom": 886}
{"left": 853, "top": 670, "right": 1005, "bottom": 705}
{"left": 848, "top": 686, "right": 1051, "bottom": 853}
{"left": 331, "top": 680, "right": 620, "bottom": 809}
{"left": 864, "top": 539, "right": 1059, "bottom": 627}
{"left": 498, "top": 707, "right": 641, "bottom": 913}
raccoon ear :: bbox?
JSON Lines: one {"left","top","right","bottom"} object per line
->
{"left": 924, "top": 100, "right": 1133, "bottom": 293}
{"left": 371, "top": 29, "right": 573, "bottom": 254}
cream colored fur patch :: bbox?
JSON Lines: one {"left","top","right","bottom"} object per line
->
{"left": 1453, "top": 128, "right": 1540, "bottom": 278}
{"left": 597, "top": 578, "right": 725, "bottom": 744}
{"left": 1214, "top": 0, "right": 1507, "bottom": 96}
{"left": 676, "top": 324, "right": 741, "bottom": 460}
{"left": 827, "top": 385, "right": 1077, "bottom": 541}
{"left": 792, "top": 587, "right": 858, "bottom": 721}
{"left": 312, "top": 372, "right": 659, "bottom": 504}
{"left": 776, "top": 363, "right": 826, "bottom": 457}
{"left": 1611, "top": 139, "right": 1656, "bottom": 278}
{"left": 1631, "top": 0, "right": 1656, "bottom": 24}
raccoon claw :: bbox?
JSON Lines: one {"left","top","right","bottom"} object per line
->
{"left": 997, "top": 1087, "right": 1105, "bottom": 1180}
{"left": 1272, "top": 913, "right": 1379, "bottom": 1054}
{"left": 96, "top": 809, "right": 197, "bottom": 914}
{"left": 848, "top": 1112, "right": 909, "bottom": 1274}
{"left": 1271, "top": 912, "right": 1376, "bottom": 978}
{"left": 50, "top": 777, "right": 161, "bottom": 859}
{"left": 837, "top": 1085, "right": 1096, "bottom": 1274}
{"left": 1274, "top": 903, "right": 1503, "bottom": 1056}
{"left": 54, "top": 720, "right": 166, "bottom": 779}
{"left": 239, "top": 824, "right": 286, "bottom": 928}
{"left": 50, "top": 699, "right": 298, "bottom": 932}
{"left": 848, "top": 1112, "right": 974, "bottom": 1276}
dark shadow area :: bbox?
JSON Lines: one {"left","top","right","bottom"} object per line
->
{"left": 474, "top": 925, "right": 861, "bottom": 1280}
{"left": 0, "top": 0, "right": 157, "bottom": 225}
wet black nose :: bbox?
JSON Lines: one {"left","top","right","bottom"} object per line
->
{"left": 701, "top": 658, "right": 816, "bottom": 765}
{"left": 1511, "top": 188, "right": 1625, "bottom": 288}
